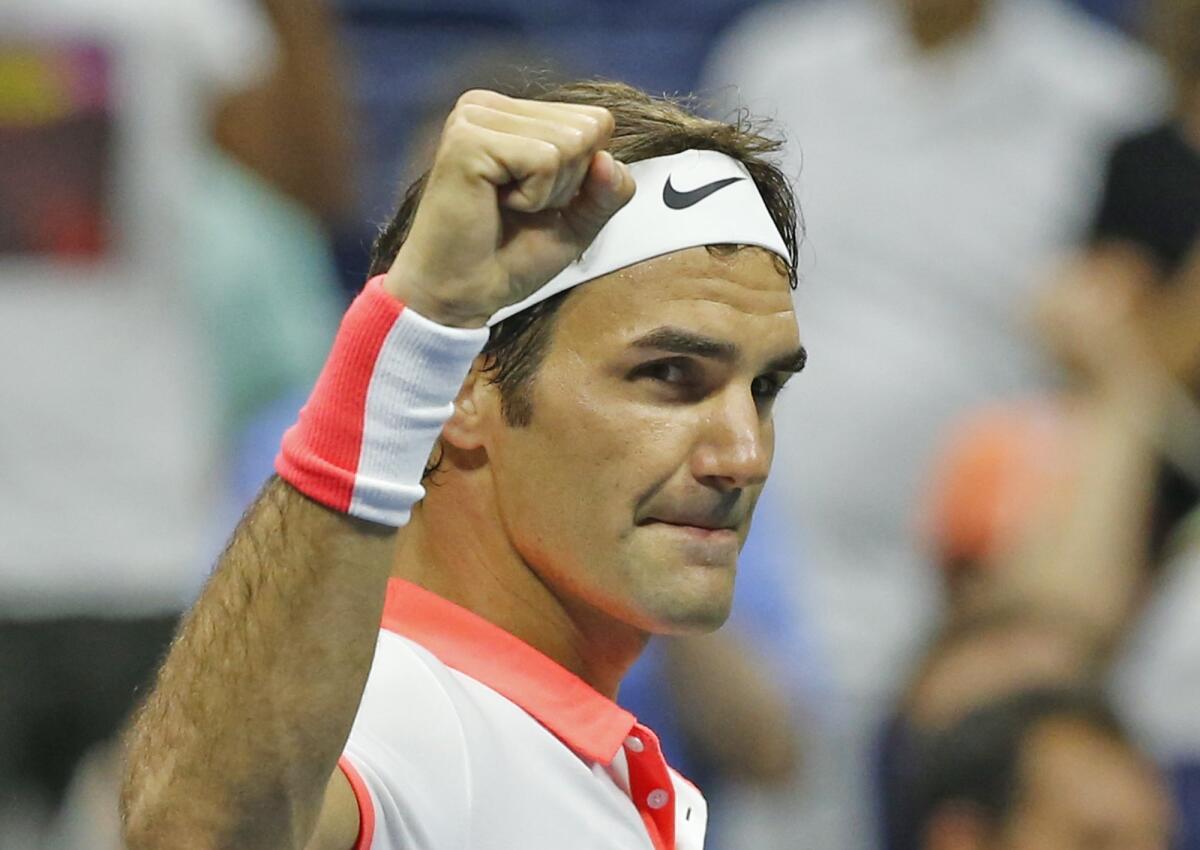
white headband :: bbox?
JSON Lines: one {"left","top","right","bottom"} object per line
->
{"left": 488, "top": 149, "right": 790, "bottom": 325}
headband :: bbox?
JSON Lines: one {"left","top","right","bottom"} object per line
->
{"left": 488, "top": 149, "right": 790, "bottom": 325}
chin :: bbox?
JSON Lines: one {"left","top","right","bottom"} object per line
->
{"left": 607, "top": 539, "right": 738, "bottom": 633}
{"left": 653, "top": 606, "right": 732, "bottom": 636}
{"left": 639, "top": 573, "right": 736, "bottom": 636}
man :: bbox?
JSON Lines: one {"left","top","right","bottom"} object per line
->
{"left": 120, "top": 81, "right": 804, "bottom": 850}
{"left": 911, "top": 687, "right": 1173, "bottom": 850}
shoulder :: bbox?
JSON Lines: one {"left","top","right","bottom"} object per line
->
{"left": 350, "top": 632, "right": 474, "bottom": 763}
{"left": 341, "top": 634, "right": 473, "bottom": 850}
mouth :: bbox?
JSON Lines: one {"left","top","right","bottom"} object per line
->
{"left": 639, "top": 518, "right": 739, "bottom": 540}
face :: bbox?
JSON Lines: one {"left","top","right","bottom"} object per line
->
{"left": 483, "top": 246, "right": 801, "bottom": 635}
{"left": 999, "top": 720, "right": 1173, "bottom": 850}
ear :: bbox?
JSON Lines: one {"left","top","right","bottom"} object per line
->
{"left": 440, "top": 357, "right": 495, "bottom": 452}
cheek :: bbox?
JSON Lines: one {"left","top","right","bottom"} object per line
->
{"left": 542, "top": 376, "right": 689, "bottom": 460}
{"left": 573, "top": 401, "right": 701, "bottom": 504}
{"left": 502, "top": 391, "right": 696, "bottom": 523}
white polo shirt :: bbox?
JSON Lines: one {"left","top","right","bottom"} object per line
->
{"left": 337, "top": 579, "right": 708, "bottom": 850}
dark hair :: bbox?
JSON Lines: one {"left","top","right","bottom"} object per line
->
{"left": 910, "top": 687, "right": 1133, "bottom": 839}
{"left": 368, "top": 78, "right": 800, "bottom": 451}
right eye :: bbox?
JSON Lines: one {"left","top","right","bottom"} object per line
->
{"left": 637, "top": 360, "right": 690, "bottom": 384}
{"left": 629, "top": 358, "right": 708, "bottom": 402}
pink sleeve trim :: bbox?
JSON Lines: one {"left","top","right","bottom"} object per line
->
{"left": 338, "top": 755, "right": 377, "bottom": 850}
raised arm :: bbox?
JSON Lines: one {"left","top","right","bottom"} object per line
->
{"left": 120, "top": 91, "right": 633, "bottom": 850}
{"left": 983, "top": 251, "right": 1174, "bottom": 645}
{"left": 121, "top": 480, "right": 397, "bottom": 849}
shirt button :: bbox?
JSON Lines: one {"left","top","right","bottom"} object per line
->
{"left": 625, "top": 735, "right": 645, "bottom": 753}
{"left": 646, "top": 788, "right": 670, "bottom": 810}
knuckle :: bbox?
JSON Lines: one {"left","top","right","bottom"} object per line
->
{"left": 443, "top": 102, "right": 475, "bottom": 133}
{"left": 438, "top": 120, "right": 482, "bottom": 160}
{"left": 558, "top": 123, "right": 588, "bottom": 153}
{"left": 532, "top": 140, "right": 562, "bottom": 172}
{"left": 457, "top": 103, "right": 490, "bottom": 124}
{"left": 582, "top": 105, "right": 615, "bottom": 135}
{"left": 456, "top": 88, "right": 500, "bottom": 109}
{"left": 440, "top": 116, "right": 471, "bottom": 146}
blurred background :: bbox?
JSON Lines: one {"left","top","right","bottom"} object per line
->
{"left": 2, "top": 0, "right": 1199, "bottom": 848}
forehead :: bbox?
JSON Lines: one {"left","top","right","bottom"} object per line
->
{"left": 551, "top": 245, "right": 797, "bottom": 352}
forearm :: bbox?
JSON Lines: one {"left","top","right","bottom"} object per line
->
{"left": 121, "top": 478, "right": 393, "bottom": 849}
{"left": 214, "top": 0, "right": 354, "bottom": 223}
{"left": 991, "top": 383, "right": 1162, "bottom": 643}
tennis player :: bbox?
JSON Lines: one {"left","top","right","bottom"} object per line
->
{"left": 121, "top": 80, "right": 804, "bottom": 850}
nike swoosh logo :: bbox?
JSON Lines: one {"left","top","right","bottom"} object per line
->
{"left": 662, "top": 175, "right": 745, "bottom": 209}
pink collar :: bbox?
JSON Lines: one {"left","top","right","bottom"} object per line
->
{"left": 380, "top": 578, "right": 637, "bottom": 764}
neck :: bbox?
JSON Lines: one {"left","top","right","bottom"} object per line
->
{"left": 391, "top": 468, "right": 646, "bottom": 700}
{"left": 904, "top": 0, "right": 986, "bottom": 53}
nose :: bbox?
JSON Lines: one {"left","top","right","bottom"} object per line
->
{"left": 690, "top": 388, "right": 771, "bottom": 491}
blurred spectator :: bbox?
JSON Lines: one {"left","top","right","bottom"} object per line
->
{"left": 0, "top": 0, "right": 352, "bottom": 846}
{"left": 912, "top": 5, "right": 1200, "bottom": 842}
{"left": 1090, "top": 3, "right": 1200, "bottom": 814}
{"left": 212, "top": 0, "right": 355, "bottom": 230}
{"left": 924, "top": 246, "right": 1191, "bottom": 623}
{"left": 0, "top": 1, "right": 273, "bottom": 845}
{"left": 878, "top": 608, "right": 1100, "bottom": 850}
{"left": 700, "top": 1, "right": 1166, "bottom": 846}
{"left": 881, "top": 238, "right": 1195, "bottom": 845}
{"left": 183, "top": 0, "right": 354, "bottom": 522}
{"left": 1093, "top": 0, "right": 1200, "bottom": 277}
{"left": 1089, "top": 34, "right": 1200, "bottom": 831}
{"left": 911, "top": 687, "right": 1173, "bottom": 850}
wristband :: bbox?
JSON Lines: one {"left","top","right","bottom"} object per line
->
{"left": 276, "top": 277, "right": 489, "bottom": 526}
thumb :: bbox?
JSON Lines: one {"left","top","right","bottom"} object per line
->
{"left": 561, "top": 151, "right": 636, "bottom": 246}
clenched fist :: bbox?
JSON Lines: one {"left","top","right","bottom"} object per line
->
{"left": 383, "top": 90, "right": 637, "bottom": 327}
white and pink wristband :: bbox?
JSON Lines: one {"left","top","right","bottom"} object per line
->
{"left": 276, "top": 276, "right": 489, "bottom": 526}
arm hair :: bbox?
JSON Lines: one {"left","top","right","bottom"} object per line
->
{"left": 121, "top": 477, "right": 393, "bottom": 850}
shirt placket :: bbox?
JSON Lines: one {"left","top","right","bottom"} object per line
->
{"left": 621, "top": 722, "right": 675, "bottom": 850}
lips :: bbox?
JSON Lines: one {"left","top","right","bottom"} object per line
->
{"left": 639, "top": 516, "right": 739, "bottom": 533}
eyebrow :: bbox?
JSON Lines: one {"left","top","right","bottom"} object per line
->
{"left": 630, "top": 326, "right": 807, "bottom": 373}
